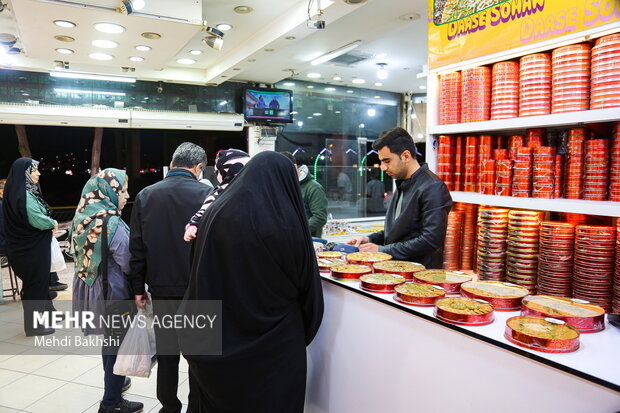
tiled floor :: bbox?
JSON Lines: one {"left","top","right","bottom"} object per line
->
{"left": 0, "top": 266, "right": 190, "bottom": 413}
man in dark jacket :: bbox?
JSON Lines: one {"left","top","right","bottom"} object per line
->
{"left": 128, "top": 142, "right": 211, "bottom": 413}
{"left": 347, "top": 127, "right": 452, "bottom": 269}
{"left": 281, "top": 152, "right": 328, "bottom": 237}
{"left": 0, "top": 179, "right": 5, "bottom": 254}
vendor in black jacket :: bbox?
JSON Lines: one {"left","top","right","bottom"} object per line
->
{"left": 347, "top": 127, "right": 452, "bottom": 269}
{"left": 128, "top": 142, "right": 211, "bottom": 413}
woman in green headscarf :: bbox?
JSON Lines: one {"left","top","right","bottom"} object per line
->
{"left": 71, "top": 169, "right": 143, "bottom": 413}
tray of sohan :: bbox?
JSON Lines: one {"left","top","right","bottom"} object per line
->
{"left": 394, "top": 283, "right": 446, "bottom": 306}
{"left": 372, "top": 260, "right": 425, "bottom": 279}
{"left": 460, "top": 281, "right": 529, "bottom": 311}
{"left": 504, "top": 316, "right": 580, "bottom": 353}
{"left": 317, "top": 251, "right": 344, "bottom": 259}
{"left": 359, "top": 273, "right": 406, "bottom": 293}
{"left": 330, "top": 264, "right": 372, "bottom": 281}
{"left": 346, "top": 252, "right": 392, "bottom": 267}
{"left": 317, "top": 257, "right": 346, "bottom": 273}
{"left": 521, "top": 296, "right": 605, "bottom": 333}
{"left": 411, "top": 270, "right": 472, "bottom": 295}
{"left": 433, "top": 297, "right": 495, "bottom": 326}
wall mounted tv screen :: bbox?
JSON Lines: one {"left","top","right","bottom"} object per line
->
{"left": 243, "top": 88, "right": 293, "bottom": 124}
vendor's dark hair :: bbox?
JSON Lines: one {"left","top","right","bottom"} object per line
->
{"left": 372, "top": 127, "right": 417, "bottom": 158}
{"left": 280, "top": 151, "right": 297, "bottom": 166}
{"left": 171, "top": 142, "right": 207, "bottom": 168}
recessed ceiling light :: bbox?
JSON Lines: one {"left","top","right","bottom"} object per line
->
{"left": 135, "top": 45, "right": 151, "bottom": 52}
{"left": 419, "top": 85, "right": 427, "bottom": 90}
{"left": 264, "top": 48, "right": 275, "bottom": 52}
{"left": 307, "top": 72, "right": 321, "bottom": 78}
{"left": 216, "top": 23, "right": 233, "bottom": 31}
{"left": 335, "top": 110, "right": 341, "bottom": 114}
{"left": 290, "top": 111, "right": 298, "bottom": 115}
{"left": 54, "top": 20, "right": 76, "bottom": 28}
{"left": 89, "top": 52, "right": 114, "bottom": 61}
{"left": 247, "top": 59, "right": 256, "bottom": 62}
{"left": 352, "top": 78, "right": 365, "bottom": 84}
{"left": 346, "top": 90, "right": 354, "bottom": 93}
{"left": 307, "top": 116, "right": 313, "bottom": 119}
{"left": 374, "top": 95, "right": 381, "bottom": 98}
{"left": 234, "top": 5, "right": 253, "bottom": 13}
{"left": 374, "top": 82, "right": 383, "bottom": 86}
{"left": 325, "top": 87, "right": 336, "bottom": 91}
{"left": 177, "top": 58, "right": 195, "bottom": 64}
{"left": 189, "top": 50, "right": 203, "bottom": 55}
{"left": 92, "top": 39, "right": 119, "bottom": 49}
{"left": 285, "top": 36, "right": 296, "bottom": 40}
{"left": 56, "top": 48, "right": 74, "bottom": 54}
{"left": 141, "top": 32, "right": 161, "bottom": 39}
{"left": 332, "top": 76, "right": 342, "bottom": 81}
{"left": 313, "top": 113, "right": 322, "bottom": 116}
{"left": 307, "top": 85, "right": 314, "bottom": 89}
{"left": 283, "top": 82, "right": 295, "bottom": 86}
{"left": 54, "top": 35, "right": 75, "bottom": 42}
{"left": 94, "top": 23, "right": 125, "bottom": 34}
{"left": 129, "top": 56, "right": 144, "bottom": 62}
{"left": 368, "top": 108, "right": 376, "bottom": 116}
{"left": 375, "top": 53, "right": 388, "bottom": 59}
{"left": 233, "top": 67, "right": 241, "bottom": 71}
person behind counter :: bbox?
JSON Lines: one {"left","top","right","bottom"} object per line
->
{"left": 281, "top": 151, "right": 328, "bottom": 238}
{"left": 347, "top": 127, "right": 452, "bottom": 269}
{"left": 179, "top": 151, "right": 323, "bottom": 412}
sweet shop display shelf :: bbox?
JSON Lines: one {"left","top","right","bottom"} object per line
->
{"left": 449, "top": 191, "right": 620, "bottom": 218}
{"left": 429, "top": 107, "right": 620, "bottom": 135}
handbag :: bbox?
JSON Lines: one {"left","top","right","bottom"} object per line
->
{"left": 50, "top": 237, "right": 66, "bottom": 272}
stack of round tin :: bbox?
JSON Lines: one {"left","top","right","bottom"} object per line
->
{"left": 439, "top": 72, "right": 462, "bottom": 124}
{"left": 464, "top": 136, "right": 478, "bottom": 192}
{"left": 564, "top": 128, "right": 587, "bottom": 199}
{"left": 573, "top": 225, "right": 616, "bottom": 311}
{"left": 520, "top": 53, "right": 552, "bottom": 117}
{"left": 583, "top": 139, "right": 610, "bottom": 201}
{"left": 495, "top": 159, "right": 513, "bottom": 196}
{"left": 437, "top": 135, "right": 454, "bottom": 191}
{"left": 479, "top": 159, "right": 496, "bottom": 195}
{"left": 462, "top": 67, "right": 491, "bottom": 122}
{"left": 554, "top": 154, "right": 564, "bottom": 199}
{"left": 491, "top": 61, "right": 520, "bottom": 120}
{"left": 610, "top": 123, "right": 620, "bottom": 202}
{"left": 443, "top": 210, "right": 463, "bottom": 270}
{"left": 591, "top": 34, "right": 620, "bottom": 110}
{"left": 453, "top": 136, "right": 464, "bottom": 191}
{"left": 456, "top": 203, "right": 478, "bottom": 270}
{"left": 564, "top": 213, "right": 588, "bottom": 226}
{"left": 506, "top": 210, "right": 543, "bottom": 293}
{"left": 552, "top": 44, "right": 591, "bottom": 113}
{"left": 477, "top": 208, "right": 509, "bottom": 281}
{"left": 537, "top": 222, "right": 575, "bottom": 297}
{"left": 532, "top": 147, "right": 556, "bottom": 199}
{"left": 512, "top": 147, "right": 534, "bottom": 197}
{"left": 614, "top": 223, "right": 620, "bottom": 313}
{"left": 508, "top": 135, "right": 525, "bottom": 159}
{"left": 477, "top": 135, "right": 494, "bottom": 193}
{"left": 527, "top": 128, "right": 545, "bottom": 148}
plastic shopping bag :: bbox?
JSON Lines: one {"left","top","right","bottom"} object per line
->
{"left": 113, "top": 307, "right": 157, "bottom": 378}
{"left": 50, "top": 237, "right": 67, "bottom": 272}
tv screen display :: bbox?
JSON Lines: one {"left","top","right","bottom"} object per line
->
{"left": 243, "top": 88, "right": 293, "bottom": 124}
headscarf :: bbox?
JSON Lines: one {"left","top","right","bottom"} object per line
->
{"left": 71, "top": 168, "right": 128, "bottom": 287}
{"left": 24, "top": 159, "right": 51, "bottom": 216}
{"left": 187, "top": 149, "right": 250, "bottom": 227}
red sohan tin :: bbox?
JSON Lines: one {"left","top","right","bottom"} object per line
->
{"left": 359, "top": 273, "right": 406, "bottom": 294}
{"left": 505, "top": 316, "right": 580, "bottom": 353}
{"left": 521, "top": 295, "right": 605, "bottom": 333}
{"left": 394, "top": 283, "right": 446, "bottom": 306}
{"left": 434, "top": 297, "right": 495, "bottom": 326}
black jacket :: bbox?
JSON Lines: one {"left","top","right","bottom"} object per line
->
{"left": 368, "top": 163, "right": 452, "bottom": 269}
{"left": 128, "top": 169, "right": 211, "bottom": 297}
{"left": 0, "top": 199, "right": 5, "bottom": 254}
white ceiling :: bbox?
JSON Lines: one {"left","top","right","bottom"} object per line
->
{"left": 0, "top": 0, "right": 428, "bottom": 93}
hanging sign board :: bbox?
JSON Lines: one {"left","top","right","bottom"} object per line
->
{"left": 428, "top": 0, "right": 620, "bottom": 69}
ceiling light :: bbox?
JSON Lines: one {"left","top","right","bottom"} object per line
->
{"left": 176, "top": 58, "right": 195, "bottom": 64}
{"left": 264, "top": 48, "right": 275, "bottom": 52}
{"left": 141, "top": 32, "right": 161, "bottom": 39}
{"left": 332, "top": 75, "right": 342, "bottom": 81}
{"left": 283, "top": 82, "right": 295, "bottom": 86}
{"left": 129, "top": 56, "right": 144, "bottom": 62}
{"left": 219, "top": 100, "right": 228, "bottom": 106}
{"left": 297, "top": 121, "right": 303, "bottom": 127}
{"left": 56, "top": 48, "right": 74, "bottom": 54}
{"left": 311, "top": 40, "right": 362, "bottom": 66}
{"left": 54, "top": 88, "right": 126, "bottom": 96}
{"left": 307, "top": 116, "right": 313, "bottom": 119}
{"left": 375, "top": 52, "right": 388, "bottom": 59}
{"left": 234, "top": 6, "right": 253, "bottom": 13}
{"left": 94, "top": 23, "right": 125, "bottom": 34}
{"left": 359, "top": 123, "right": 365, "bottom": 128}
{"left": 377, "top": 63, "right": 388, "bottom": 79}
{"left": 374, "top": 82, "right": 383, "bottom": 86}
{"left": 352, "top": 78, "right": 365, "bottom": 84}
{"left": 233, "top": 67, "right": 241, "bottom": 71}
{"left": 54, "top": 35, "right": 75, "bottom": 42}
{"left": 285, "top": 36, "right": 296, "bottom": 40}
{"left": 118, "top": 0, "right": 145, "bottom": 14}
{"left": 325, "top": 87, "right": 335, "bottom": 91}
{"left": 419, "top": 85, "right": 427, "bottom": 90}
{"left": 335, "top": 110, "right": 341, "bottom": 113}
{"left": 313, "top": 113, "right": 322, "bottom": 116}
{"left": 189, "top": 50, "right": 202, "bottom": 55}
{"left": 92, "top": 39, "right": 119, "bottom": 49}
{"left": 203, "top": 27, "right": 224, "bottom": 51}
{"left": 247, "top": 59, "right": 256, "bottom": 62}
{"left": 216, "top": 23, "right": 232, "bottom": 31}
{"left": 346, "top": 90, "right": 353, "bottom": 93}
{"left": 374, "top": 95, "right": 381, "bottom": 98}
{"left": 89, "top": 52, "right": 114, "bottom": 61}
{"left": 135, "top": 45, "right": 151, "bottom": 51}
{"left": 54, "top": 20, "right": 76, "bottom": 28}
{"left": 307, "top": 72, "right": 321, "bottom": 78}
{"left": 290, "top": 111, "right": 298, "bottom": 115}
{"left": 50, "top": 71, "right": 136, "bottom": 83}
{"left": 367, "top": 108, "right": 376, "bottom": 117}
{"left": 307, "top": 85, "right": 314, "bottom": 89}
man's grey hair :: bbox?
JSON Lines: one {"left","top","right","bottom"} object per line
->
{"left": 171, "top": 142, "right": 207, "bottom": 169}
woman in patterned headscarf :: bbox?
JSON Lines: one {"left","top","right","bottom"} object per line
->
{"left": 71, "top": 169, "right": 143, "bottom": 413}
{"left": 183, "top": 149, "right": 250, "bottom": 241}
{"left": 3, "top": 158, "right": 58, "bottom": 336}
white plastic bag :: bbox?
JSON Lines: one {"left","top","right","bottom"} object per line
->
{"left": 113, "top": 307, "right": 157, "bottom": 378}
{"left": 50, "top": 237, "right": 66, "bottom": 272}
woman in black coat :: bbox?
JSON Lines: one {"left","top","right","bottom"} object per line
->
{"left": 3, "top": 158, "right": 57, "bottom": 336}
{"left": 179, "top": 151, "right": 324, "bottom": 412}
